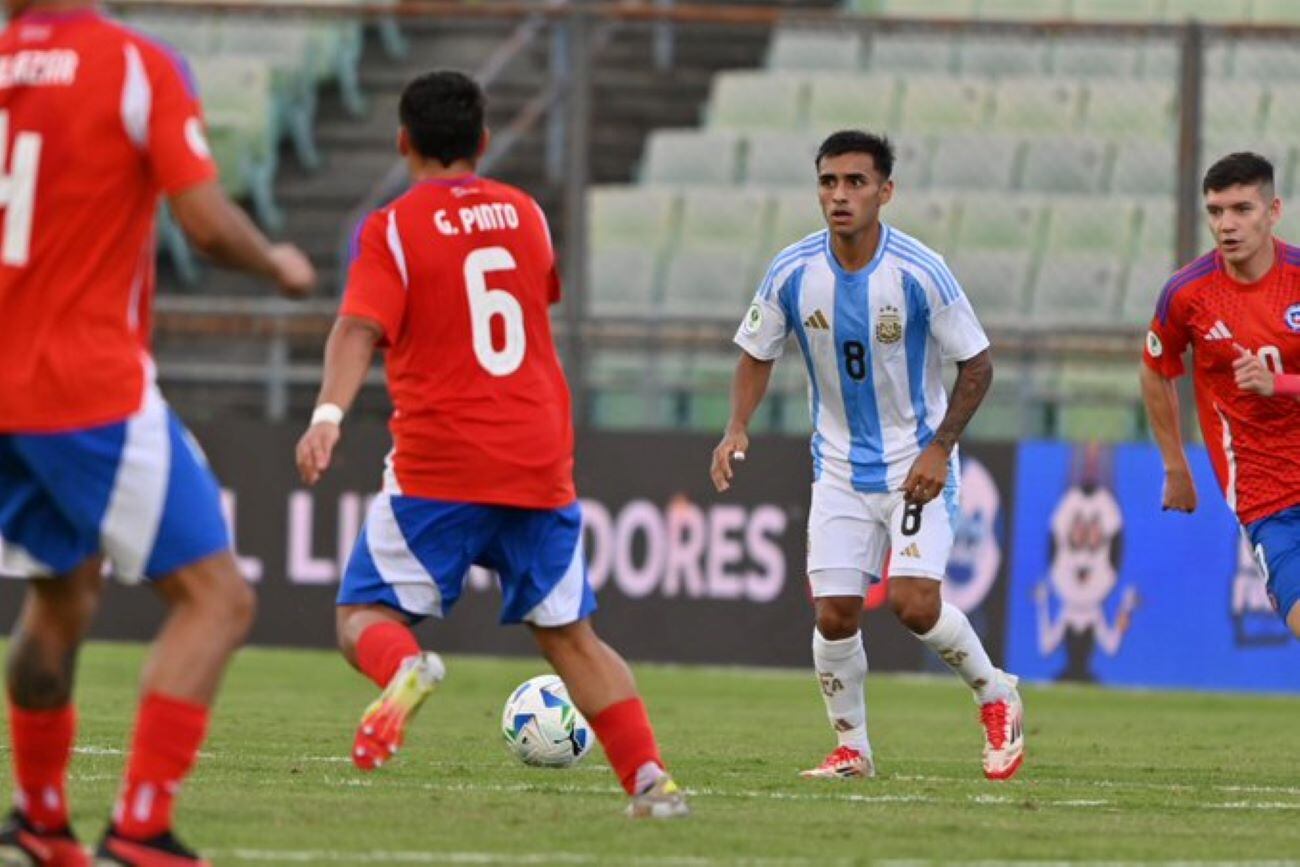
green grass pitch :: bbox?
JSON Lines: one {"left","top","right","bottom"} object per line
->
{"left": 2, "top": 642, "right": 1299, "bottom": 864}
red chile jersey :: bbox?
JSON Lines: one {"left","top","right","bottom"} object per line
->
{"left": 0, "top": 10, "right": 217, "bottom": 432}
{"left": 341, "top": 174, "right": 576, "bottom": 508}
{"left": 1142, "top": 240, "right": 1300, "bottom": 525}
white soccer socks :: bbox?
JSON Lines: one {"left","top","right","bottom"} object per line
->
{"left": 916, "top": 602, "right": 1007, "bottom": 703}
{"left": 811, "top": 629, "right": 872, "bottom": 756}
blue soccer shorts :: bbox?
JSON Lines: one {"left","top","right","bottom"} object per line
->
{"left": 0, "top": 385, "right": 230, "bottom": 582}
{"left": 1245, "top": 503, "right": 1300, "bottom": 622}
{"left": 338, "top": 493, "right": 597, "bottom": 626}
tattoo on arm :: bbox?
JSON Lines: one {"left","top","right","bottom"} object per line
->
{"left": 932, "top": 350, "right": 992, "bottom": 453}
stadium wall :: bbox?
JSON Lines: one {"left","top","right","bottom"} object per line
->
{"left": 1, "top": 426, "right": 1296, "bottom": 690}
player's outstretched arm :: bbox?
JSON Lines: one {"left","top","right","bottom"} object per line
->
{"left": 168, "top": 180, "right": 316, "bottom": 297}
{"left": 296, "top": 316, "right": 383, "bottom": 486}
{"left": 1139, "top": 364, "right": 1196, "bottom": 512}
{"left": 901, "top": 348, "right": 992, "bottom": 505}
{"left": 710, "top": 352, "right": 774, "bottom": 493}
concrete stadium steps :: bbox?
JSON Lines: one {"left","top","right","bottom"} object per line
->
{"left": 180, "top": 1, "right": 838, "bottom": 296}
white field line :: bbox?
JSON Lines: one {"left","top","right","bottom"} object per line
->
{"left": 892, "top": 773, "right": 1300, "bottom": 798}
{"left": 216, "top": 850, "right": 848, "bottom": 866}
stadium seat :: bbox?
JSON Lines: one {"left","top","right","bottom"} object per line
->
{"left": 1050, "top": 40, "right": 1143, "bottom": 78}
{"left": 122, "top": 12, "right": 220, "bottom": 55}
{"left": 1203, "top": 42, "right": 1236, "bottom": 78}
{"left": 766, "top": 29, "right": 864, "bottom": 71}
{"left": 745, "top": 132, "right": 823, "bottom": 187}
{"left": 215, "top": 19, "right": 321, "bottom": 171}
{"left": 929, "top": 135, "right": 1019, "bottom": 191}
{"left": 1163, "top": 0, "right": 1250, "bottom": 23}
{"left": 588, "top": 351, "right": 676, "bottom": 429}
{"left": 1057, "top": 404, "right": 1140, "bottom": 442}
{"left": 891, "top": 134, "right": 933, "bottom": 191}
{"left": 896, "top": 78, "right": 991, "bottom": 133}
{"left": 1139, "top": 41, "right": 1181, "bottom": 79}
{"left": 1109, "top": 141, "right": 1177, "bottom": 197}
{"left": 1122, "top": 257, "right": 1175, "bottom": 326}
{"left": 957, "top": 38, "right": 1048, "bottom": 78}
{"left": 953, "top": 195, "right": 1044, "bottom": 253}
{"left": 1081, "top": 82, "right": 1176, "bottom": 139}
{"left": 1234, "top": 43, "right": 1300, "bottom": 81}
{"left": 686, "top": 355, "right": 738, "bottom": 430}
{"left": 884, "top": 194, "right": 958, "bottom": 252}
{"left": 678, "top": 188, "right": 773, "bottom": 252}
{"left": 806, "top": 74, "right": 899, "bottom": 134}
{"left": 990, "top": 79, "right": 1083, "bottom": 134}
{"left": 1253, "top": 0, "right": 1300, "bottom": 24}
{"left": 641, "top": 130, "right": 743, "bottom": 185}
{"left": 1031, "top": 254, "right": 1125, "bottom": 328}
{"left": 1071, "top": 0, "right": 1164, "bottom": 22}
{"left": 661, "top": 247, "right": 759, "bottom": 319}
{"left": 1264, "top": 89, "right": 1300, "bottom": 142}
{"left": 1020, "top": 136, "right": 1110, "bottom": 194}
{"left": 191, "top": 57, "right": 282, "bottom": 229}
{"left": 1204, "top": 82, "right": 1267, "bottom": 138}
{"left": 1135, "top": 198, "right": 1177, "bottom": 260}
{"left": 947, "top": 250, "right": 1032, "bottom": 325}
{"left": 964, "top": 362, "right": 1048, "bottom": 441}
{"left": 588, "top": 185, "right": 681, "bottom": 253}
{"left": 708, "top": 72, "right": 806, "bottom": 131}
{"left": 863, "top": 34, "right": 957, "bottom": 76}
{"left": 978, "top": 0, "right": 1068, "bottom": 19}
{"left": 1044, "top": 198, "right": 1138, "bottom": 258}
{"left": 587, "top": 246, "right": 662, "bottom": 319}
{"left": 767, "top": 192, "right": 826, "bottom": 259}
{"left": 877, "top": 0, "right": 976, "bottom": 16}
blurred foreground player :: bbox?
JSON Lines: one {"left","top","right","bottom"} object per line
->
{"left": 295, "top": 70, "right": 688, "bottom": 819}
{"left": 0, "top": 3, "right": 315, "bottom": 865}
{"left": 1142, "top": 152, "right": 1300, "bottom": 639}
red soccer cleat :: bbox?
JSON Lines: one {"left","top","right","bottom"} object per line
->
{"left": 0, "top": 809, "right": 88, "bottom": 867}
{"left": 93, "top": 827, "right": 209, "bottom": 867}
{"left": 798, "top": 745, "right": 876, "bottom": 780}
{"left": 980, "top": 675, "right": 1025, "bottom": 781}
{"left": 352, "top": 652, "right": 445, "bottom": 772}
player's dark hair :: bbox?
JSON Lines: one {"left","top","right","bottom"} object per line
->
{"left": 815, "top": 130, "right": 894, "bottom": 179}
{"left": 399, "top": 70, "right": 486, "bottom": 166}
{"left": 1203, "top": 152, "right": 1274, "bottom": 195}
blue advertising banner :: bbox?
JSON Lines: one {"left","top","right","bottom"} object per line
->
{"left": 1006, "top": 441, "right": 1299, "bottom": 692}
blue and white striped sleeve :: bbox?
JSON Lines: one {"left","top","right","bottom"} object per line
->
{"left": 734, "top": 259, "right": 793, "bottom": 361}
{"left": 923, "top": 256, "right": 989, "bottom": 363}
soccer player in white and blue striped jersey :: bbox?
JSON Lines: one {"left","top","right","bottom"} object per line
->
{"left": 710, "top": 131, "right": 1024, "bottom": 782}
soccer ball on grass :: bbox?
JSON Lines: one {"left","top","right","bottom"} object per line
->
{"left": 501, "top": 674, "right": 593, "bottom": 768}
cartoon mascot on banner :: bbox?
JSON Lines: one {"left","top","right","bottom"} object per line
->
{"left": 1035, "top": 444, "right": 1139, "bottom": 682}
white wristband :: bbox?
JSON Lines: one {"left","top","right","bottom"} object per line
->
{"left": 311, "top": 403, "right": 344, "bottom": 427}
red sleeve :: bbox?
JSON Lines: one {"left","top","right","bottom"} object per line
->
{"left": 1142, "top": 283, "right": 1192, "bottom": 379}
{"left": 142, "top": 45, "right": 218, "bottom": 194}
{"left": 340, "top": 210, "right": 407, "bottom": 346}
{"left": 526, "top": 196, "right": 562, "bottom": 305}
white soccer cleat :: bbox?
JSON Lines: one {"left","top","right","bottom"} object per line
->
{"left": 799, "top": 745, "right": 875, "bottom": 780}
{"left": 979, "top": 674, "right": 1024, "bottom": 781}
{"left": 626, "top": 775, "right": 690, "bottom": 819}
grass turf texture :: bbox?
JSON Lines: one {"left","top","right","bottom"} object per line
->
{"left": 1, "top": 642, "right": 1298, "bottom": 864}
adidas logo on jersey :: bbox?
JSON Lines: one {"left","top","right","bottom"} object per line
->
{"left": 1204, "top": 320, "right": 1234, "bottom": 341}
{"left": 899, "top": 543, "right": 922, "bottom": 558}
{"left": 803, "top": 309, "right": 830, "bottom": 330}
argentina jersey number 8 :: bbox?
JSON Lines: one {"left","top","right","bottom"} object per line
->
{"left": 465, "top": 246, "right": 526, "bottom": 376}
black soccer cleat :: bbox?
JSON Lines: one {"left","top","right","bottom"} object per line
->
{"left": 93, "top": 827, "right": 209, "bottom": 867}
{"left": 0, "top": 809, "right": 88, "bottom": 867}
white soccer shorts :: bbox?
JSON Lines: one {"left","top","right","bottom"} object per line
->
{"left": 807, "top": 479, "right": 957, "bottom": 597}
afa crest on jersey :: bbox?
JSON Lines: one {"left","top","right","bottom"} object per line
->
{"left": 875, "top": 305, "right": 902, "bottom": 344}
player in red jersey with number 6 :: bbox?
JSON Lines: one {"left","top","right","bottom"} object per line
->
{"left": 1141, "top": 152, "right": 1300, "bottom": 638}
{"left": 295, "top": 71, "right": 687, "bottom": 819}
